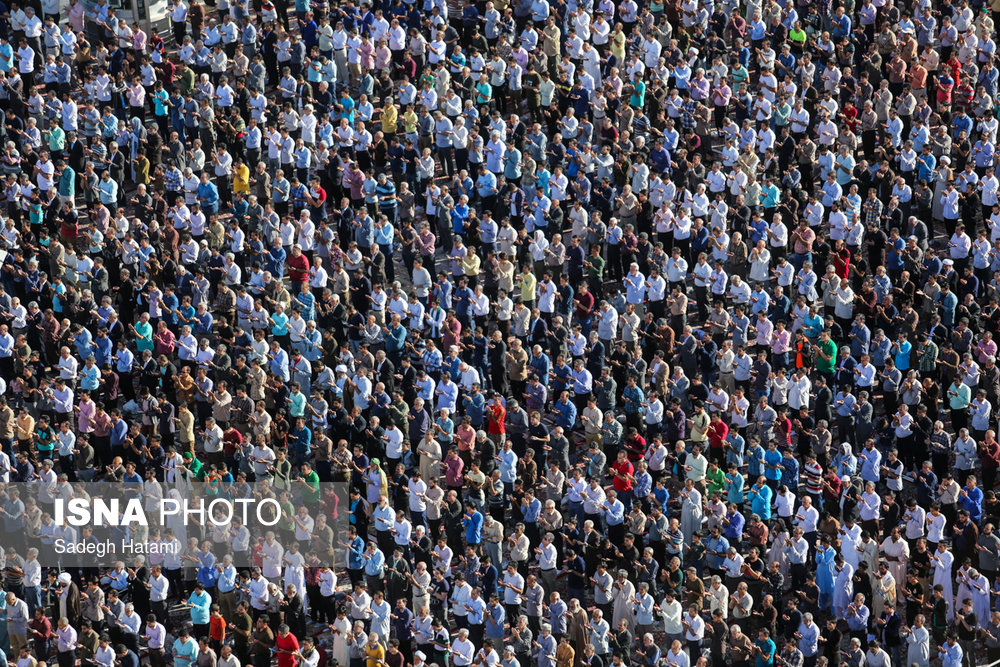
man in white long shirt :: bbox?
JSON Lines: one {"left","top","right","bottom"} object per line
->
{"left": 248, "top": 568, "right": 270, "bottom": 615}
{"left": 787, "top": 527, "right": 810, "bottom": 589}
{"left": 148, "top": 566, "right": 170, "bottom": 622}
{"left": 56, "top": 617, "right": 78, "bottom": 667}
{"left": 143, "top": 615, "right": 167, "bottom": 665}
{"left": 905, "top": 614, "right": 931, "bottom": 667}
{"left": 450, "top": 628, "right": 475, "bottom": 667}
{"left": 659, "top": 590, "right": 684, "bottom": 646}
{"left": 793, "top": 495, "right": 820, "bottom": 543}
{"left": 706, "top": 577, "right": 729, "bottom": 620}
{"left": 259, "top": 533, "right": 283, "bottom": 578}
{"left": 925, "top": 504, "right": 947, "bottom": 546}
{"left": 788, "top": 368, "right": 812, "bottom": 410}
{"left": 682, "top": 604, "right": 705, "bottom": 652}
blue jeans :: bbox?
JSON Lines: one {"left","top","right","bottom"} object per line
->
{"left": 617, "top": 488, "right": 633, "bottom": 512}
{"left": 23, "top": 585, "right": 41, "bottom": 614}
{"left": 790, "top": 251, "right": 812, "bottom": 272}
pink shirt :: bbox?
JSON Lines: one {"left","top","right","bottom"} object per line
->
{"left": 127, "top": 84, "right": 145, "bottom": 106}
{"left": 155, "top": 327, "right": 176, "bottom": 355}
{"left": 445, "top": 455, "right": 465, "bottom": 487}
{"left": 359, "top": 42, "right": 375, "bottom": 69}
{"left": 771, "top": 329, "right": 792, "bottom": 354}
{"left": 977, "top": 339, "right": 997, "bottom": 365}
{"left": 78, "top": 399, "right": 96, "bottom": 433}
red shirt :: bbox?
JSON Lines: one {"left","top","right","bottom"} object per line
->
{"left": 822, "top": 474, "right": 842, "bottom": 503}
{"left": 223, "top": 428, "right": 244, "bottom": 456}
{"left": 708, "top": 420, "right": 729, "bottom": 450}
{"left": 310, "top": 185, "right": 327, "bottom": 209}
{"left": 210, "top": 615, "right": 227, "bottom": 642}
{"left": 574, "top": 290, "right": 595, "bottom": 319}
{"left": 276, "top": 633, "right": 300, "bottom": 667}
{"left": 611, "top": 459, "right": 634, "bottom": 492}
{"left": 287, "top": 252, "right": 310, "bottom": 283}
{"left": 833, "top": 248, "right": 851, "bottom": 280}
{"left": 487, "top": 403, "right": 506, "bottom": 435}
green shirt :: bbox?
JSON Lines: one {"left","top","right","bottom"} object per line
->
{"left": 587, "top": 254, "right": 605, "bottom": 283}
{"left": 186, "top": 456, "right": 206, "bottom": 481}
{"left": 59, "top": 166, "right": 76, "bottom": 198}
{"left": 233, "top": 612, "right": 253, "bottom": 648}
{"left": 277, "top": 499, "right": 295, "bottom": 531}
{"left": 300, "top": 470, "right": 321, "bottom": 504}
{"left": 706, "top": 466, "right": 727, "bottom": 497}
{"left": 179, "top": 66, "right": 196, "bottom": 95}
{"left": 46, "top": 126, "right": 65, "bottom": 152}
{"left": 816, "top": 339, "right": 837, "bottom": 373}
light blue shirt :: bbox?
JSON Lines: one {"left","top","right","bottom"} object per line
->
{"left": 859, "top": 446, "right": 882, "bottom": 483}
{"left": 498, "top": 450, "right": 518, "bottom": 483}
{"left": 624, "top": 271, "right": 646, "bottom": 304}
{"left": 217, "top": 564, "right": 237, "bottom": 593}
{"left": 604, "top": 498, "right": 625, "bottom": 526}
{"left": 172, "top": 638, "right": 198, "bottom": 667}
{"left": 187, "top": 590, "right": 212, "bottom": 625}
{"left": 364, "top": 548, "right": 385, "bottom": 576}
{"left": 941, "top": 643, "right": 964, "bottom": 667}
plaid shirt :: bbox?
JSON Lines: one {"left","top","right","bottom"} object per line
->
{"left": 165, "top": 167, "right": 183, "bottom": 192}
{"left": 681, "top": 100, "right": 698, "bottom": 132}
{"left": 863, "top": 197, "right": 883, "bottom": 227}
{"left": 780, "top": 648, "right": 804, "bottom": 667}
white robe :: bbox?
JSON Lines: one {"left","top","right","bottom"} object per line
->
{"left": 931, "top": 550, "right": 955, "bottom": 621}
{"left": 858, "top": 538, "right": 880, "bottom": 573}
{"left": 283, "top": 551, "right": 308, "bottom": 614}
{"left": 330, "top": 617, "right": 352, "bottom": 667}
{"left": 841, "top": 524, "right": 863, "bottom": 571}
{"left": 872, "top": 570, "right": 897, "bottom": 619}
{"left": 767, "top": 530, "right": 791, "bottom": 586}
{"left": 611, "top": 579, "right": 637, "bottom": 633}
{"left": 906, "top": 626, "right": 930, "bottom": 667}
{"left": 832, "top": 562, "right": 855, "bottom": 618}
{"left": 956, "top": 569, "right": 990, "bottom": 626}
{"left": 880, "top": 536, "right": 910, "bottom": 599}
{"left": 680, "top": 488, "right": 703, "bottom": 543}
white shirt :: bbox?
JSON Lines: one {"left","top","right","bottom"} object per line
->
{"left": 793, "top": 505, "right": 820, "bottom": 533}
{"left": 56, "top": 625, "right": 78, "bottom": 652}
{"left": 149, "top": 573, "right": 169, "bottom": 601}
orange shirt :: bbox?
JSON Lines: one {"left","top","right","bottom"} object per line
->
{"left": 210, "top": 616, "right": 226, "bottom": 642}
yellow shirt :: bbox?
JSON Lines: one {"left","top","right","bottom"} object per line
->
{"left": 233, "top": 162, "right": 250, "bottom": 195}
{"left": 461, "top": 252, "right": 481, "bottom": 276}
{"left": 381, "top": 104, "right": 398, "bottom": 135}
{"left": 402, "top": 109, "right": 418, "bottom": 134}
{"left": 16, "top": 414, "right": 35, "bottom": 441}
{"left": 611, "top": 30, "right": 626, "bottom": 63}
{"left": 365, "top": 643, "right": 385, "bottom": 667}
{"left": 518, "top": 272, "right": 537, "bottom": 302}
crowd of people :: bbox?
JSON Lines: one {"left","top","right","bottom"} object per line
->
{"left": 5, "top": 1, "right": 1000, "bottom": 667}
